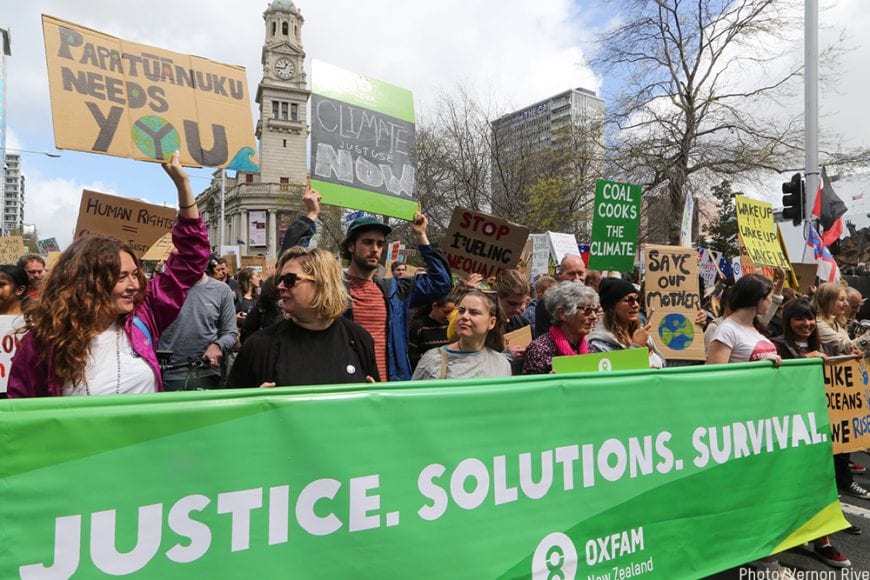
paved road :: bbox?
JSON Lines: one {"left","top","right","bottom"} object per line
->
{"left": 711, "top": 450, "right": 870, "bottom": 578}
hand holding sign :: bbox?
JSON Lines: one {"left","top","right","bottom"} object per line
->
{"left": 303, "top": 182, "right": 321, "bottom": 221}
{"left": 411, "top": 207, "right": 429, "bottom": 245}
{"left": 162, "top": 151, "right": 198, "bottom": 219}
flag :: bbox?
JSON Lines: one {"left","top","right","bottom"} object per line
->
{"left": 236, "top": 237, "right": 246, "bottom": 245}
{"left": 812, "top": 166, "right": 847, "bottom": 247}
{"left": 806, "top": 227, "right": 840, "bottom": 284}
{"left": 853, "top": 194, "right": 863, "bottom": 202}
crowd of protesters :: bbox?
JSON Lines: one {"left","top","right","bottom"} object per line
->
{"left": 0, "top": 177, "right": 867, "bottom": 575}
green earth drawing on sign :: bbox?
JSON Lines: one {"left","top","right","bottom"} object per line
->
{"left": 658, "top": 313, "right": 694, "bottom": 350}
{"left": 131, "top": 115, "right": 181, "bottom": 161}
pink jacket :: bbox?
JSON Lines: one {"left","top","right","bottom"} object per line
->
{"left": 7, "top": 216, "right": 210, "bottom": 397}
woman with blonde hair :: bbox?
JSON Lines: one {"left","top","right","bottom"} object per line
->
{"left": 227, "top": 246, "right": 378, "bottom": 387}
{"left": 813, "top": 282, "right": 870, "bottom": 505}
{"left": 813, "top": 282, "right": 862, "bottom": 357}
{"left": 8, "top": 152, "right": 210, "bottom": 397}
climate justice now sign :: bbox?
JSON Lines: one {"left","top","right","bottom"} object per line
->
{"left": 0, "top": 360, "right": 846, "bottom": 578}
{"left": 42, "top": 15, "right": 258, "bottom": 170}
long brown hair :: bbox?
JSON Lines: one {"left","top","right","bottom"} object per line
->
{"left": 602, "top": 308, "right": 639, "bottom": 347}
{"left": 23, "top": 235, "right": 146, "bottom": 387}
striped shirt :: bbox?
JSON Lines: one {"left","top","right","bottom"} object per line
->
{"left": 347, "top": 275, "right": 388, "bottom": 381}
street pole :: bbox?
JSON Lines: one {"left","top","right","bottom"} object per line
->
{"left": 220, "top": 168, "right": 226, "bottom": 249}
{"left": 804, "top": 0, "right": 819, "bottom": 223}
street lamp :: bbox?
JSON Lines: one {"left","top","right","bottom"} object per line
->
{"left": 0, "top": 147, "right": 61, "bottom": 158}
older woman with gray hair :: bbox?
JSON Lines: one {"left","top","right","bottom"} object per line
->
{"left": 522, "top": 281, "right": 600, "bottom": 374}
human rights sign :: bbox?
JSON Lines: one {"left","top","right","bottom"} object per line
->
{"left": 734, "top": 195, "right": 790, "bottom": 269}
{"left": 443, "top": 207, "right": 529, "bottom": 278}
{"left": 310, "top": 60, "right": 417, "bottom": 220}
{"left": 42, "top": 15, "right": 258, "bottom": 170}
{"left": 589, "top": 179, "right": 642, "bottom": 272}
{"left": 75, "top": 189, "right": 177, "bottom": 257}
{"left": 823, "top": 358, "right": 870, "bottom": 454}
{"left": 0, "top": 360, "right": 846, "bottom": 578}
{"left": 644, "top": 244, "right": 705, "bottom": 361}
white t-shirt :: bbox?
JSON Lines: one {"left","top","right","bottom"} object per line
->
{"left": 63, "top": 322, "right": 156, "bottom": 396}
{"left": 711, "top": 317, "right": 777, "bottom": 363}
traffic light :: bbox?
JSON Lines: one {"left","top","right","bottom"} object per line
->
{"left": 781, "top": 172, "right": 804, "bottom": 226}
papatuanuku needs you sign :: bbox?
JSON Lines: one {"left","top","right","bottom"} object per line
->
{"left": 42, "top": 14, "right": 259, "bottom": 171}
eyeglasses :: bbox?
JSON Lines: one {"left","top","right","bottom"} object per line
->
{"left": 581, "top": 306, "right": 599, "bottom": 316}
{"left": 277, "top": 272, "right": 315, "bottom": 288}
{"left": 620, "top": 296, "right": 640, "bottom": 305}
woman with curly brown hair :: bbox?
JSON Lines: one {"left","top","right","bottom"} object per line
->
{"left": 7, "top": 152, "right": 210, "bottom": 397}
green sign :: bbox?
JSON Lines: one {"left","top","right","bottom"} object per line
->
{"left": 0, "top": 360, "right": 846, "bottom": 578}
{"left": 589, "top": 179, "right": 642, "bottom": 271}
{"left": 552, "top": 348, "right": 649, "bottom": 373}
{"left": 310, "top": 60, "right": 418, "bottom": 221}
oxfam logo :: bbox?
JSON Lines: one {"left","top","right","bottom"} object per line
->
{"left": 532, "top": 533, "right": 578, "bottom": 579}
{"left": 658, "top": 313, "right": 694, "bottom": 350}
{"left": 131, "top": 115, "right": 181, "bottom": 161}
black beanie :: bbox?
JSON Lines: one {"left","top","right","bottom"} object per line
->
{"left": 598, "top": 278, "right": 637, "bottom": 310}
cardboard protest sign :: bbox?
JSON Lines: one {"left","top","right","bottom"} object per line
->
{"left": 0, "top": 237, "right": 25, "bottom": 264}
{"left": 0, "top": 316, "right": 21, "bottom": 394}
{"left": 140, "top": 232, "right": 175, "bottom": 262}
{"left": 42, "top": 15, "right": 258, "bottom": 170}
{"left": 75, "top": 190, "right": 176, "bottom": 257}
{"left": 310, "top": 60, "right": 417, "bottom": 220}
{"left": 240, "top": 255, "right": 267, "bottom": 271}
{"left": 643, "top": 244, "right": 705, "bottom": 361}
{"left": 735, "top": 196, "right": 790, "bottom": 269}
{"left": 37, "top": 238, "right": 60, "bottom": 254}
{"left": 528, "top": 234, "right": 550, "bottom": 279}
{"left": 552, "top": 349, "right": 649, "bottom": 373}
{"left": 791, "top": 263, "right": 817, "bottom": 294}
{"left": 45, "top": 251, "right": 61, "bottom": 271}
{"left": 547, "top": 231, "right": 579, "bottom": 265}
{"left": 443, "top": 208, "right": 529, "bottom": 279}
{"left": 503, "top": 326, "right": 532, "bottom": 351}
{"left": 589, "top": 179, "right": 642, "bottom": 272}
{"left": 680, "top": 194, "right": 694, "bottom": 248}
{"left": 823, "top": 358, "right": 870, "bottom": 454}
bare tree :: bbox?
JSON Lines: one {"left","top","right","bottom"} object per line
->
{"left": 593, "top": 0, "right": 809, "bottom": 243}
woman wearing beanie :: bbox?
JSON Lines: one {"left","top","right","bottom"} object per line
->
{"left": 587, "top": 277, "right": 666, "bottom": 368}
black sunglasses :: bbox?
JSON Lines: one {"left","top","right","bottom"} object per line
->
{"left": 277, "top": 272, "right": 315, "bottom": 288}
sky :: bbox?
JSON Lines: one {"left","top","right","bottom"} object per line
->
{"left": 2, "top": 0, "right": 868, "bottom": 248}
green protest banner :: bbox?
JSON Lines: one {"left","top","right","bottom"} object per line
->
{"left": 0, "top": 360, "right": 846, "bottom": 578}
{"left": 310, "top": 60, "right": 417, "bottom": 221}
{"left": 589, "top": 179, "right": 642, "bottom": 272}
{"left": 552, "top": 349, "right": 649, "bottom": 373}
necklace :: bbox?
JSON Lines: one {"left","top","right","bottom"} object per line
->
{"left": 84, "top": 323, "right": 122, "bottom": 396}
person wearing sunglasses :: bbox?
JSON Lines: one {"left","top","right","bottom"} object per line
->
{"left": 587, "top": 278, "right": 666, "bottom": 368}
{"left": 523, "top": 281, "right": 600, "bottom": 374}
{"left": 227, "top": 246, "right": 378, "bottom": 388}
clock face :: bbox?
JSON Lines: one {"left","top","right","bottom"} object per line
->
{"left": 275, "top": 58, "right": 295, "bottom": 79}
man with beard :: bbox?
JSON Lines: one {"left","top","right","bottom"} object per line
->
{"left": 340, "top": 213, "right": 451, "bottom": 381}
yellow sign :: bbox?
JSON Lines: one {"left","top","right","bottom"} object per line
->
{"left": 734, "top": 196, "right": 790, "bottom": 269}
{"left": 823, "top": 358, "right": 870, "bottom": 454}
{"left": 0, "top": 237, "right": 25, "bottom": 264}
{"left": 42, "top": 14, "right": 258, "bottom": 170}
{"left": 643, "top": 244, "right": 705, "bottom": 361}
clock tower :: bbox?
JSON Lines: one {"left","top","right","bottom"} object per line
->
{"left": 255, "top": 0, "right": 309, "bottom": 185}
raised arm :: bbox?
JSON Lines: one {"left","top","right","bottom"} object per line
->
{"left": 162, "top": 151, "right": 199, "bottom": 219}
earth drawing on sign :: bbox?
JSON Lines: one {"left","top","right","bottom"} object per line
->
{"left": 658, "top": 313, "right": 694, "bottom": 350}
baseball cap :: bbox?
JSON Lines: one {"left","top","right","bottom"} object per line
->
{"left": 346, "top": 216, "right": 392, "bottom": 239}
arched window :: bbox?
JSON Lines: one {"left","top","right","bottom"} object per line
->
{"left": 272, "top": 22, "right": 276, "bottom": 35}
{"left": 282, "top": 21, "right": 288, "bottom": 35}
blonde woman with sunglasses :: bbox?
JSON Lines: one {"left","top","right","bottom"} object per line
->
{"left": 227, "top": 247, "right": 378, "bottom": 387}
